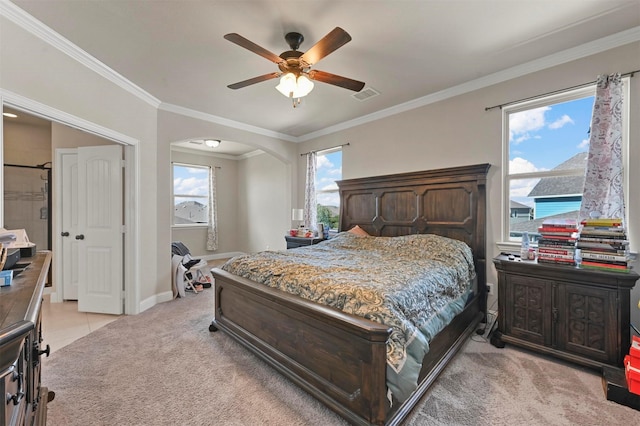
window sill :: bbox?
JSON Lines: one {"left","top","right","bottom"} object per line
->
{"left": 172, "top": 224, "right": 208, "bottom": 229}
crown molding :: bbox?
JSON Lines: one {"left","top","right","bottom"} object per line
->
{"left": 3, "top": 0, "right": 638, "bottom": 143}
{"left": 1, "top": 88, "right": 139, "bottom": 145}
{"left": 170, "top": 144, "right": 263, "bottom": 160}
{"left": 1, "top": 0, "right": 161, "bottom": 108}
{"left": 159, "top": 102, "right": 298, "bottom": 142}
{"left": 298, "top": 26, "right": 640, "bottom": 142}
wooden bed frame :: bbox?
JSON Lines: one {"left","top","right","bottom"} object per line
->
{"left": 210, "top": 163, "right": 490, "bottom": 425}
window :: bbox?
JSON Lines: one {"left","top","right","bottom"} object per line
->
{"left": 172, "top": 163, "right": 210, "bottom": 226}
{"left": 315, "top": 148, "right": 342, "bottom": 231}
{"left": 504, "top": 87, "right": 596, "bottom": 244}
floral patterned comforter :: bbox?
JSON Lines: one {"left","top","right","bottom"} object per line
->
{"left": 221, "top": 232, "right": 476, "bottom": 402}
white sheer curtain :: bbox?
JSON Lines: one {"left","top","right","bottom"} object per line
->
{"left": 304, "top": 152, "right": 317, "bottom": 231}
{"left": 579, "top": 73, "right": 626, "bottom": 224}
{"left": 206, "top": 166, "right": 218, "bottom": 250}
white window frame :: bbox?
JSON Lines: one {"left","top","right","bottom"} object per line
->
{"left": 172, "top": 162, "right": 210, "bottom": 228}
{"left": 498, "top": 78, "right": 631, "bottom": 252}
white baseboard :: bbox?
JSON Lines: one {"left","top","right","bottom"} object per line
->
{"left": 139, "top": 291, "right": 174, "bottom": 313}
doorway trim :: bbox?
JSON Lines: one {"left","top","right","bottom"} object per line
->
{"left": 1, "top": 90, "right": 141, "bottom": 315}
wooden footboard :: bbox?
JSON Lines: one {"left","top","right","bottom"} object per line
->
{"left": 212, "top": 268, "right": 484, "bottom": 425}
{"left": 213, "top": 268, "right": 392, "bottom": 425}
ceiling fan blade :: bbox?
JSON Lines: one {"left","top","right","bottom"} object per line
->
{"left": 299, "top": 27, "right": 352, "bottom": 66}
{"left": 224, "top": 33, "right": 284, "bottom": 64}
{"left": 227, "top": 72, "right": 280, "bottom": 90}
{"left": 308, "top": 70, "right": 365, "bottom": 92}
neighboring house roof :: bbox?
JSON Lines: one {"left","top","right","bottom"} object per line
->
{"left": 174, "top": 201, "right": 207, "bottom": 224}
{"left": 510, "top": 210, "right": 579, "bottom": 234}
{"left": 510, "top": 200, "right": 531, "bottom": 210}
{"left": 528, "top": 152, "right": 588, "bottom": 197}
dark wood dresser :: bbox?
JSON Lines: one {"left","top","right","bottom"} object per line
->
{"left": 492, "top": 254, "right": 639, "bottom": 369}
{"left": 0, "top": 252, "right": 52, "bottom": 426}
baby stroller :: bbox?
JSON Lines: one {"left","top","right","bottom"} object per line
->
{"left": 171, "top": 242, "right": 212, "bottom": 295}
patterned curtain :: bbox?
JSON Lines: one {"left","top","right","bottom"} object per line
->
{"left": 579, "top": 73, "right": 625, "bottom": 224}
{"left": 304, "top": 152, "right": 317, "bottom": 231}
{"left": 206, "top": 166, "right": 218, "bottom": 251}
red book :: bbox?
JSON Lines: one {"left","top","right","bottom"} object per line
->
{"left": 538, "top": 253, "right": 574, "bottom": 261}
{"left": 538, "top": 248, "right": 575, "bottom": 256}
{"left": 542, "top": 218, "right": 579, "bottom": 228}
{"left": 581, "top": 260, "right": 629, "bottom": 270}
{"left": 538, "top": 228, "right": 577, "bottom": 234}
{"left": 538, "top": 257, "right": 576, "bottom": 264}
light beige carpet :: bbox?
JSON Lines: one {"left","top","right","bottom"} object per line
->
{"left": 43, "top": 290, "right": 639, "bottom": 425}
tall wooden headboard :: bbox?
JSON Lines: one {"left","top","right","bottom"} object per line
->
{"left": 337, "top": 163, "right": 490, "bottom": 305}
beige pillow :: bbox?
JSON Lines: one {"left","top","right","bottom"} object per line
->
{"left": 347, "top": 225, "right": 370, "bottom": 236}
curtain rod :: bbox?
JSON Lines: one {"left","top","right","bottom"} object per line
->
{"left": 485, "top": 69, "right": 639, "bottom": 112}
{"left": 300, "top": 142, "right": 350, "bottom": 157}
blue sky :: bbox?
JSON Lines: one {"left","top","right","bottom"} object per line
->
{"left": 509, "top": 95, "right": 594, "bottom": 204}
{"left": 509, "top": 96, "right": 593, "bottom": 172}
{"left": 173, "top": 164, "right": 208, "bottom": 202}
{"left": 315, "top": 150, "right": 342, "bottom": 207}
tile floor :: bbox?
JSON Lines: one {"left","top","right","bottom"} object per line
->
{"left": 41, "top": 259, "right": 227, "bottom": 354}
{"left": 40, "top": 295, "right": 121, "bottom": 354}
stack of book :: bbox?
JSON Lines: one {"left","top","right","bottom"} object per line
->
{"left": 536, "top": 218, "right": 579, "bottom": 266}
{"left": 578, "top": 218, "right": 631, "bottom": 272}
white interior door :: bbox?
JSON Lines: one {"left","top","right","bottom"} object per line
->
{"left": 76, "top": 145, "right": 124, "bottom": 314}
{"left": 60, "top": 151, "right": 79, "bottom": 300}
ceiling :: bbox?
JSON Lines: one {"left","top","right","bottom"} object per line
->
{"left": 7, "top": 0, "right": 640, "bottom": 146}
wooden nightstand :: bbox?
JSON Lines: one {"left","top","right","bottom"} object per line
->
{"left": 491, "top": 254, "right": 639, "bottom": 369}
{"left": 285, "top": 235, "right": 323, "bottom": 249}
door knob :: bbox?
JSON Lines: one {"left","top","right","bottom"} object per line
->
{"left": 75, "top": 234, "right": 85, "bottom": 240}
{"left": 61, "top": 232, "right": 70, "bottom": 237}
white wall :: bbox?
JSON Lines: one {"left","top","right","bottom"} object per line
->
{"left": 1, "top": 16, "right": 161, "bottom": 304}
{"left": 298, "top": 42, "right": 640, "bottom": 326}
{"left": 3, "top": 119, "right": 51, "bottom": 165}
{"left": 237, "top": 152, "right": 289, "bottom": 253}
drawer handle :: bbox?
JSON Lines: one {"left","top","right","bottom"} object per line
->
{"left": 7, "top": 390, "right": 24, "bottom": 406}
{"left": 32, "top": 343, "right": 51, "bottom": 367}
{"left": 6, "top": 372, "right": 24, "bottom": 406}
{"left": 40, "top": 344, "right": 51, "bottom": 357}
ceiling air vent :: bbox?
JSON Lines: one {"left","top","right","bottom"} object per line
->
{"left": 352, "top": 87, "right": 380, "bottom": 101}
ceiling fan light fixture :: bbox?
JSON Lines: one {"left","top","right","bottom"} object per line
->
{"left": 296, "top": 74, "right": 314, "bottom": 97}
{"left": 204, "top": 139, "right": 221, "bottom": 148}
{"left": 275, "top": 72, "right": 314, "bottom": 99}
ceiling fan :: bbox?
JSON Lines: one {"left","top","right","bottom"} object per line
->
{"left": 224, "top": 27, "right": 365, "bottom": 104}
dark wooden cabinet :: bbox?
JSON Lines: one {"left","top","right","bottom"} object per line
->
{"left": 284, "top": 236, "right": 323, "bottom": 249}
{"left": 0, "top": 252, "right": 53, "bottom": 426}
{"left": 492, "top": 254, "right": 639, "bottom": 369}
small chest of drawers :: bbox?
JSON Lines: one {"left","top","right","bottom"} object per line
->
{"left": 492, "top": 254, "right": 639, "bottom": 369}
